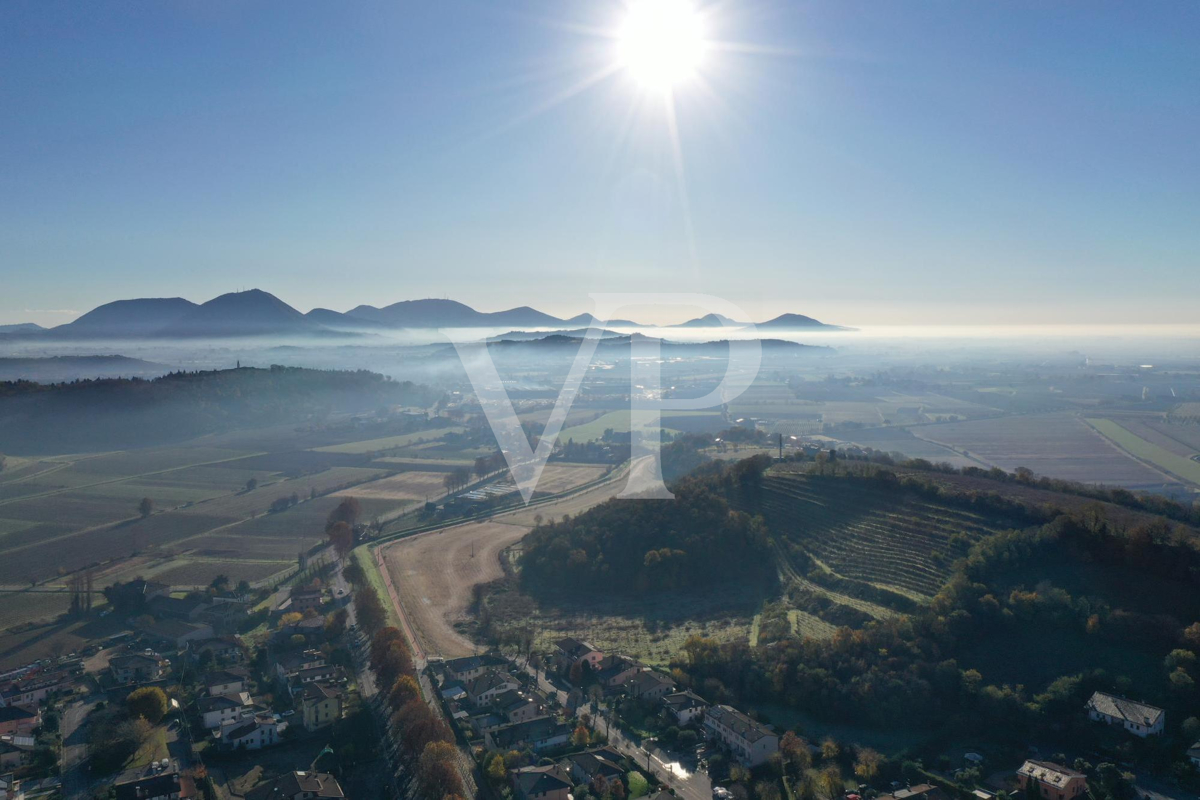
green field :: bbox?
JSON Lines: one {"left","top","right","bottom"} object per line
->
{"left": 312, "top": 426, "right": 465, "bottom": 454}
{"left": 1087, "top": 417, "right": 1200, "bottom": 485}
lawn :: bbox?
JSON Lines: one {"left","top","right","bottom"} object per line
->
{"left": 126, "top": 726, "right": 169, "bottom": 769}
{"left": 1086, "top": 417, "right": 1200, "bottom": 485}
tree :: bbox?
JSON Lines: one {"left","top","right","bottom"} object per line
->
{"left": 127, "top": 686, "right": 169, "bottom": 724}
{"left": 244, "top": 477, "right": 258, "bottom": 492}
{"left": 355, "top": 586, "right": 387, "bottom": 636}
{"left": 854, "top": 748, "right": 882, "bottom": 783}
{"left": 325, "top": 608, "right": 349, "bottom": 640}
{"left": 279, "top": 612, "right": 303, "bottom": 628}
{"left": 417, "top": 741, "right": 463, "bottom": 799}
{"left": 138, "top": 497, "right": 154, "bottom": 517}
{"left": 327, "top": 521, "right": 354, "bottom": 562}
{"left": 780, "top": 731, "right": 812, "bottom": 774}
{"left": 486, "top": 752, "right": 507, "bottom": 782}
{"left": 572, "top": 724, "right": 590, "bottom": 746}
{"left": 326, "top": 497, "right": 361, "bottom": 533}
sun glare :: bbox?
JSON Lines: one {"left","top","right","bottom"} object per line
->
{"left": 617, "top": 0, "right": 706, "bottom": 91}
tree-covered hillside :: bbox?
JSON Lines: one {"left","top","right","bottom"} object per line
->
{"left": 0, "top": 365, "right": 439, "bottom": 453}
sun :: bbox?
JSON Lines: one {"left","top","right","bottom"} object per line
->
{"left": 617, "top": 0, "right": 707, "bottom": 92}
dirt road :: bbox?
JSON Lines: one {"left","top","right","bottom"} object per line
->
{"left": 378, "top": 458, "right": 656, "bottom": 660}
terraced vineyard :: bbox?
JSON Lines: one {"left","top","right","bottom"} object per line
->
{"left": 756, "top": 473, "right": 1019, "bottom": 599}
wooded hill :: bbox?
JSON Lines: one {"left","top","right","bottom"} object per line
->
{"left": 0, "top": 365, "right": 439, "bottom": 454}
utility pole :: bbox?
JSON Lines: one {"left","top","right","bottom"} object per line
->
{"left": 778, "top": 433, "right": 783, "bottom": 459}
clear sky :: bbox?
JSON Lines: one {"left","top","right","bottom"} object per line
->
{"left": 2, "top": 1, "right": 1197, "bottom": 327}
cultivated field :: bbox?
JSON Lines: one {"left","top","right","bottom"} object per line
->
{"left": 312, "top": 426, "right": 465, "bottom": 454}
{"left": 532, "top": 463, "right": 607, "bottom": 494}
{"left": 378, "top": 458, "right": 653, "bottom": 659}
{"left": 557, "top": 410, "right": 721, "bottom": 442}
{"left": 1086, "top": 418, "right": 1200, "bottom": 485}
{"left": 912, "top": 413, "right": 1172, "bottom": 487}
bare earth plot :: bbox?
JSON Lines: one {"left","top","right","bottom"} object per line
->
{"left": 379, "top": 459, "right": 653, "bottom": 660}
{"left": 911, "top": 413, "right": 1171, "bottom": 487}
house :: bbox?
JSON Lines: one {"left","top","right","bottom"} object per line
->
{"left": 442, "top": 653, "right": 509, "bottom": 683}
{"left": 198, "top": 692, "right": 253, "bottom": 730}
{"left": 135, "top": 619, "right": 215, "bottom": 651}
{"left": 628, "top": 670, "right": 675, "bottom": 701}
{"left": 592, "top": 655, "right": 643, "bottom": 691}
{"left": 0, "top": 673, "right": 74, "bottom": 707}
{"left": 703, "top": 704, "right": 779, "bottom": 767}
{"left": 195, "top": 602, "right": 250, "bottom": 632}
{"left": 662, "top": 690, "right": 708, "bottom": 725}
{"left": 464, "top": 670, "right": 520, "bottom": 706}
{"left": 879, "top": 786, "right": 949, "bottom": 800}
{"left": 287, "top": 588, "right": 325, "bottom": 614}
{"left": 487, "top": 717, "right": 572, "bottom": 752}
{"left": 190, "top": 636, "right": 246, "bottom": 665}
{"left": 147, "top": 594, "right": 209, "bottom": 622}
{"left": 1017, "top": 761, "right": 1088, "bottom": 800}
{"left": 490, "top": 690, "right": 545, "bottom": 725}
{"left": 113, "top": 763, "right": 196, "bottom": 800}
{"left": 274, "top": 650, "right": 326, "bottom": 682}
{"left": 246, "top": 772, "right": 344, "bottom": 800}
{"left": 204, "top": 668, "right": 250, "bottom": 697}
{"left": 110, "top": 653, "right": 167, "bottom": 685}
{"left": 0, "top": 774, "right": 23, "bottom": 800}
{"left": 511, "top": 765, "right": 572, "bottom": 800}
{"left": 273, "top": 616, "right": 326, "bottom": 645}
{"left": 288, "top": 665, "right": 341, "bottom": 693}
{"left": 1188, "top": 741, "right": 1200, "bottom": 769}
{"left": 554, "top": 637, "right": 604, "bottom": 675}
{"left": 0, "top": 707, "right": 39, "bottom": 737}
{"left": 0, "top": 737, "right": 33, "bottom": 769}
{"left": 217, "top": 713, "right": 283, "bottom": 751}
{"left": 1085, "top": 692, "right": 1165, "bottom": 737}
{"left": 561, "top": 747, "right": 626, "bottom": 784}
{"left": 299, "top": 682, "right": 343, "bottom": 731}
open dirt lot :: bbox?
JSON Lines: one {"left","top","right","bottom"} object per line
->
{"left": 378, "top": 458, "right": 653, "bottom": 660}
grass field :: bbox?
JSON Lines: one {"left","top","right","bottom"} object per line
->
{"left": 312, "top": 426, "right": 465, "bottom": 454}
{"left": 1087, "top": 417, "right": 1200, "bottom": 485}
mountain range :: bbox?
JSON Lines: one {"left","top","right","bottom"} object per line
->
{"left": 0, "top": 289, "right": 851, "bottom": 340}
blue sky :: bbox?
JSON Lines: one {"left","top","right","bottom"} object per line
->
{"left": 2, "top": 0, "right": 1197, "bottom": 326}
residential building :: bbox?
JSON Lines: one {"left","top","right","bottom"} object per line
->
{"left": 0, "top": 737, "right": 33, "bottom": 769}
{"left": 217, "top": 714, "right": 283, "bottom": 751}
{"left": 490, "top": 690, "right": 544, "bottom": 725}
{"left": 273, "top": 616, "right": 326, "bottom": 645}
{"left": 561, "top": 747, "right": 626, "bottom": 785}
{"left": 0, "top": 773, "right": 22, "bottom": 800}
{"left": 288, "top": 665, "right": 341, "bottom": 693}
{"left": 1085, "top": 692, "right": 1165, "bottom": 737}
{"left": 553, "top": 637, "right": 604, "bottom": 674}
{"left": 1017, "top": 761, "right": 1088, "bottom": 800}
{"left": 299, "top": 682, "right": 343, "bottom": 731}
{"left": 198, "top": 692, "right": 253, "bottom": 730}
{"left": 204, "top": 668, "right": 250, "bottom": 697}
{"left": 113, "top": 763, "right": 195, "bottom": 800}
{"left": 134, "top": 619, "right": 215, "bottom": 651}
{"left": 662, "top": 690, "right": 708, "bottom": 725}
{"left": 592, "top": 655, "right": 643, "bottom": 691}
{"left": 147, "top": 594, "right": 209, "bottom": 622}
{"left": 511, "top": 765, "right": 572, "bottom": 800}
{"left": 879, "top": 786, "right": 949, "bottom": 800}
{"left": 0, "top": 673, "right": 74, "bottom": 707}
{"left": 487, "top": 717, "right": 572, "bottom": 752}
{"left": 703, "top": 704, "right": 779, "bottom": 767}
{"left": 274, "top": 650, "right": 326, "bottom": 683}
{"left": 190, "top": 636, "right": 246, "bottom": 664}
{"left": 245, "top": 772, "right": 344, "bottom": 800}
{"left": 464, "top": 670, "right": 520, "bottom": 706}
{"left": 286, "top": 588, "right": 325, "bottom": 614}
{"left": 442, "top": 653, "right": 509, "bottom": 683}
{"left": 0, "top": 707, "right": 39, "bottom": 737}
{"left": 110, "top": 653, "right": 166, "bottom": 685}
{"left": 628, "top": 670, "right": 675, "bottom": 700}
{"left": 1188, "top": 741, "right": 1200, "bottom": 769}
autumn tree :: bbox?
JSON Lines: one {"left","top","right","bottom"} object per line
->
{"left": 138, "top": 497, "right": 154, "bottom": 517}
{"left": 326, "top": 497, "right": 361, "bottom": 533}
{"left": 417, "top": 741, "right": 464, "bottom": 799}
{"left": 854, "top": 748, "right": 882, "bottom": 783}
{"left": 355, "top": 585, "right": 387, "bottom": 636}
{"left": 326, "top": 521, "right": 354, "bottom": 562}
{"left": 127, "top": 686, "right": 170, "bottom": 724}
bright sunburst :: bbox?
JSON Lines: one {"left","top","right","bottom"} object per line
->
{"left": 617, "top": 0, "right": 707, "bottom": 91}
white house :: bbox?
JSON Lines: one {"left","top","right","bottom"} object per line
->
{"left": 1085, "top": 692, "right": 1164, "bottom": 737}
{"left": 198, "top": 692, "right": 253, "bottom": 730}
{"left": 217, "top": 714, "right": 284, "bottom": 751}
{"left": 662, "top": 690, "right": 708, "bottom": 726}
{"left": 703, "top": 704, "right": 779, "bottom": 766}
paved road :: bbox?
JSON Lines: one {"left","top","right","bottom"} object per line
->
{"left": 522, "top": 663, "right": 712, "bottom": 800}
{"left": 61, "top": 693, "right": 103, "bottom": 800}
